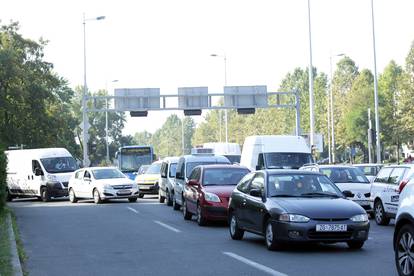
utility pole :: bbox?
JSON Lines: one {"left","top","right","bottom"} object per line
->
{"left": 368, "top": 108, "right": 372, "bottom": 163}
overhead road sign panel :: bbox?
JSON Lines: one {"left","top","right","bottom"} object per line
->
{"left": 224, "top": 85, "right": 268, "bottom": 108}
{"left": 114, "top": 88, "right": 160, "bottom": 111}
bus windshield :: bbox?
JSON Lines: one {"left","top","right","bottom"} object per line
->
{"left": 120, "top": 147, "right": 153, "bottom": 172}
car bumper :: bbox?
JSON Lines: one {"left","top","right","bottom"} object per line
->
{"left": 137, "top": 183, "right": 159, "bottom": 194}
{"left": 202, "top": 204, "right": 229, "bottom": 221}
{"left": 101, "top": 188, "right": 140, "bottom": 199}
{"left": 46, "top": 182, "right": 68, "bottom": 197}
{"left": 271, "top": 219, "right": 370, "bottom": 243}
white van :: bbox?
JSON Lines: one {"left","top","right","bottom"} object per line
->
{"left": 6, "top": 148, "right": 78, "bottom": 202}
{"left": 240, "top": 135, "right": 313, "bottom": 171}
{"left": 203, "top": 142, "right": 241, "bottom": 164}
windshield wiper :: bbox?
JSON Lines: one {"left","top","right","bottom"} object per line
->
{"left": 300, "top": 192, "right": 340, "bottom": 198}
{"left": 271, "top": 194, "right": 300, "bottom": 197}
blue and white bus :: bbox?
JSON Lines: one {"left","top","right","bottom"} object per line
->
{"left": 116, "top": 145, "right": 155, "bottom": 180}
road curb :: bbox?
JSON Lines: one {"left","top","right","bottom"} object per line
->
{"left": 6, "top": 213, "right": 23, "bottom": 276}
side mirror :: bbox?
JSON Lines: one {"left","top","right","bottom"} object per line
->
{"left": 84, "top": 177, "right": 91, "bottom": 182}
{"left": 342, "top": 190, "right": 354, "bottom": 197}
{"left": 250, "top": 189, "right": 262, "bottom": 197}
{"left": 176, "top": 172, "right": 182, "bottom": 179}
{"left": 34, "top": 168, "right": 43, "bottom": 176}
{"left": 188, "top": 180, "right": 199, "bottom": 187}
{"left": 256, "top": 165, "right": 262, "bottom": 171}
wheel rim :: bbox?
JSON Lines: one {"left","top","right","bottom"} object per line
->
{"left": 398, "top": 231, "right": 414, "bottom": 275}
{"left": 375, "top": 203, "right": 383, "bottom": 222}
{"left": 94, "top": 190, "right": 99, "bottom": 202}
{"left": 183, "top": 201, "right": 186, "bottom": 214}
{"left": 69, "top": 190, "right": 74, "bottom": 201}
{"left": 230, "top": 215, "right": 237, "bottom": 236}
{"left": 266, "top": 223, "right": 273, "bottom": 247}
{"left": 197, "top": 205, "right": 202, "bottom": 223}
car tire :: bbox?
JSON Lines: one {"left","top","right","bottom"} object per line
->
{"left": 172, "top": 195, "right": 181, "bottom": 211}
{"left": 196, "top": 203, "right": 207, "bottom": 226}
{"left": 265, "top": 220, "right": 283, "bottom": 251}
{"left": 229, "top": 212, "right": 244, "bottom": 240}
{"left": 69, "top": 188, "right": 78, "bottom": 203}
{"left": 93, "top": 189, "right": 102, "bottom": 204}
{"left": 159, "top": 192, "right": 165, "bottom": 203}
{"left": 166, "top": 190, "right": 173, "bottom": 206}
{"left": 183, "top": 200, "right": 192, "bottom": 220}
{"left": 347, "top": 241, "right": 365, "bottom": 249}
{"left": 395, "top": 224, "right": 414, "bottom": 276}
{"left": 40, "top": 187, "right": 51, "bottom": 202}
{"left": 128, "top": 197, "right": 138, "bottom": 203}
{"left": 138, "top": 193, "right": 144, "bottom": 198}
{"left": 6, "top": 189, "right": 13, "bottom": 202}
{"left": 374, "top": 200, "right": 390, "bottom": 226}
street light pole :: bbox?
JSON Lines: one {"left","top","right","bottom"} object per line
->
{"left": 307, "top": 0, "right": 315, "bottom": 149}
{"left": 371, "top": 0, "right": 381, "bottom": 163}
{"left": 211, "top": 53, "right": 228, "bottom": 143}
{"left": 82, "top": 14, "right": 105, "bottom": 167}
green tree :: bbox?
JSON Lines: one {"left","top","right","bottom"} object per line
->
{"left": 0, "top": 22, "right": 78, "bottom": 152}
{"left": 133, "top": 131, "right": 152, "bottom": 145}
{"left": 151, "top": 115, "right": 184, "bottom": 158}
{"left": 378, "top": 60, "right": 404, "bottom": 161}
{"left": 71, "top": 87, "right": 126, "bottom": 165}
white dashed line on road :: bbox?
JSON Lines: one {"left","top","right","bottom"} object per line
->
{"left": 223, "top": 251, "right": 288, "bottom": 276}
{"left": 153, "top": 220, "right": 181, "bottom": 233}
{"left": 127, "top": 207, "right": 140, "bottom": 214}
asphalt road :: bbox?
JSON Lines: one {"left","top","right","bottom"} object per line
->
{"left": 9, "top": 197, "right": 397, "bottom": 276}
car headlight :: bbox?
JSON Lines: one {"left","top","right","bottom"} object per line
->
{"left": 279, "top": 214, "right": 310, "bottom": 223}
{"left": 350, "top": 214, "right": 368, "bottom": 222}
{"left": 103, "top": 184, "right": 112, "bottom": 189}
{"left": 204, "top": 192, "right": 221, "bottom": 203}
{"left": 47, "top": 175, "right": 58, "bottom": 182}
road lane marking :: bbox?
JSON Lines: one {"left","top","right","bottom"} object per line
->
{"left": 223, "top": 252, "right": 288, "bottom": 276}
{"left": 127, "top": 207, "right": 140, "bottom": 214}
{"left": 153, "top": 220, "right": 181, "bottom": 233}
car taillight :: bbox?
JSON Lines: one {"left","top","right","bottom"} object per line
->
{"left": 398, "top": 179, "right": 409, "bottom": 194}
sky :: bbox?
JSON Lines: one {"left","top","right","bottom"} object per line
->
{"left": 2, "top": 0, "right": 414, "bottom": 136}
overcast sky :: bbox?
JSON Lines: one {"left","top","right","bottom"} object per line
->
{"left": 2, "top": 0, "right": 414, "bottom": 136}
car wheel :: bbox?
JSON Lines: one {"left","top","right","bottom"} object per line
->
{"left": 40, "top": 187, "right": 51, "bottom": 202}
{"left": 166, "top": 190, "right": 173, "bottom": 206}
{"left": 374, "top": 200, "right": 390, "bottom": 226}
{"left": 93, "top": 189, "right": 102, "bottom": 204}
{"left": 159, "top": 192, "right": 165, "bottom": 203}
{"left": 265, "top": 220, "right": 283, "bottom": 251}
{"left": 69, "top": 188, "right": 78, "bottom": 203}
{"left": 347, "top": 241, "right": 365, "bottom": 249}
{"left": 196, "top": 203, "right": 207, "bottom": 226}
{"left": 229, "top": 212, "right": 244, "bottom": 240}
{"left": 128, "top": 197, "right": 138, "bottom": 203}
{"left": 183, "top": 200, "right": 192, "bottom": 220}
{"left": 138, "top": 193, "right": 144, "bottom": 198}
{"left": 172, "top": 195, "right": 181, "bottom": 211}
{"left": 395, "top": 224, "right": 414, "bottom": 276}
{"left": 6, "top": 189, "right": 13, "bottom": 202}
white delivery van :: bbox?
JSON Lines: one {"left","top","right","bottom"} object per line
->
{"left": 240, "top": 135, "right": 313, "bottom": 171}
{"left": 5, "top": 148, "right": 78, "bottom": 202}
{"left": 203, "top": 142, "right": 241, "bottom": 164}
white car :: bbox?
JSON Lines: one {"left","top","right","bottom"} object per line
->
{"left": 159, "top": 157, "right": 179, "bottom": 205}
{"left": 354, "top": 163, "right": 383, "bottom": 183}
{"left": 394, "top": 177, "right": 414, "bottom": 276}
{"left": 370, "top": 164, "right": 414, "bottom": 225}
{"left": 68, "top": 167, "right": 139, "bottom": 204}
{"left": 300, "top": 165, "right": 372, "bottom": 213}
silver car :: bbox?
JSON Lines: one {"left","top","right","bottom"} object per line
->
{"left": 159, "top": 157, "right": 179, "bottom": 205}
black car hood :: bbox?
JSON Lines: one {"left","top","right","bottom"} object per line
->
{"left": 268, "top": 197, "right": 365, "bottom": 219}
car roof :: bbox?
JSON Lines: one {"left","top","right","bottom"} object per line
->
{"left": 382, "top": 164, "right": 414, "bottom": 169}
{"left": 314, "top": 164, "right": 358, "bottom": 169}
{"left": 197, "top": 164, "right": 249, "bottom": 170}
{"left": 258, "top": 169, "right": 324, "bottom": 176}
{"left": 162, "top": 156, "right": 179, "bottom": 163}
{"left": 354, "top": 163, "right": 383, "bottom": 166}
{"left": 180, "top": 154, "right": 230, "bottom": 163}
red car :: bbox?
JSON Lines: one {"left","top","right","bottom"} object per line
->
{"left": 182, "top": 164, "right": 250, "bottom": 226}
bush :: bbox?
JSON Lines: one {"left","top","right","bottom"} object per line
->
{"left": 0, "top": 146, "right": 7, "bottom": 210}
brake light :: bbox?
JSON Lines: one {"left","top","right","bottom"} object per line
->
{"left": 398, "top": 179, "right": 409, "bottom": 194}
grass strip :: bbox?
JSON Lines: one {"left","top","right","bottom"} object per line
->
{"left": 0, "top": 208, "right": 13, "bottom": 276}
{"left": 10, "top": 211, "right": 28, "bottom": 276}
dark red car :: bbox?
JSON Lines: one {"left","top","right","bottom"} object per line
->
{"left": 182, "top": 164, "right": 250, "bottom": 226}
